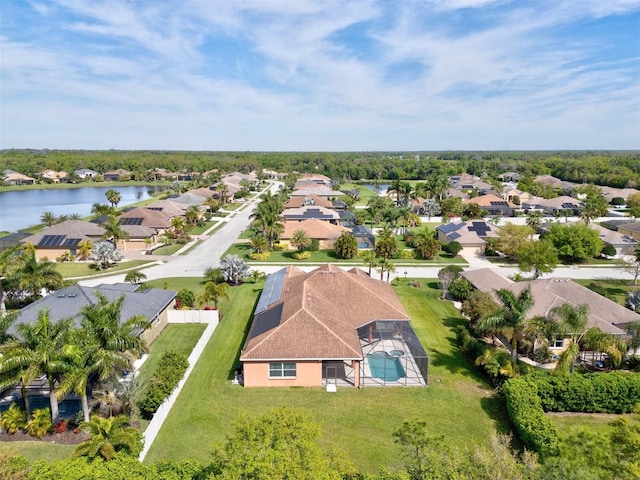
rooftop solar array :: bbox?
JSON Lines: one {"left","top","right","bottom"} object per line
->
{"left": 490, "top": 201, "right": 509, "bottom": 206}
{"left": 120, "top": 217, "right": 144, "bottom": 226}
{"left": 249, "top": 303, "right": 283, "bottom": 339}
{"left": 437, "top": 222, "right": 463, "bottom": 234}
{"left": 147, "top": 207, "right": 163, "bottom": 211}
{"left": 468, "top": 221, "right": 491, "bottom": 237}
{"left": 255, "top": 268, "right": 287, "bottom": 314}
{"left": 38, "top": 234, "right": 66, "bottom": 247}
{"left": 63, "top": 238, "right": 81, "bottom": 247}
{"left": 561, "top": 203, "right": 579, "bottom": 209}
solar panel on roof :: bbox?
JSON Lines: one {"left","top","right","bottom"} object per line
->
{"left": 468, "top": 222, "right": 491, "bottom": 237}
{"left": 449, "top": 232, "right": 461, "bottom": 240}
{"left": 147, "top": 207, "right": 163, "bottom": 211}
{"left": 490, "top": 201, "right": 508, "bottom": 206}
{"left": 255, "top": 268, "right": 287, "bottom": 313}
{"left": 63, "top": 238, "right": 81, "bottom": 247}
{"left": 38, "top": 234, "right": 65, "bottom": 247}
{"left": 249, "top": 304, "right": 283, "bottom": 339}
{"left": 120, "top": 217, "right": 143, "bottom": 226}
{"left": 561, "top": 203, "right": 578, "bottom": 209}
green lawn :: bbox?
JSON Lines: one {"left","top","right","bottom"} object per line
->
{"left": 223, "top": 243, "right": 466, "bottom": 265}
{"left": 0, "top": 442, "right": 76, "bottom": 464}
{"left": 547, "top": 412, "right": 624, "bottom": 438}
{"left": 152, "top": 243, "right": 185, "bottom": 256}
{"left": 137, "top": 324, "right": 207, "bottom": 385}
{"left": 55, "top": 260, "right": 154, "bottom": 279}
{"left": 145, "top": 278, "right": 511, "bottom": 473}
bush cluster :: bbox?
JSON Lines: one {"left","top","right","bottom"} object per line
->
{"left": 533, "top": 372, "right": 640, "bottom": 414}
{"left": 397, "top": 249, "right": 415, "bottom": 259}
{"left": 291, "top": 251, "right": 311, "bottom": 260}
{"left": 502, "top": 377, "right": 560, "bottom": 455}
{"left": 248, "top": 251, "right": 270, "bottom": 261}
{"left": 138, "top": 350, "right": 189, "bottom": 419}
{"left": 454, "top": 325, "right": 486, "bottom": 361}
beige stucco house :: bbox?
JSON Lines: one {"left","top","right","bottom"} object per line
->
{"left": 240, "top": 264, "right": 428, "bottom": 388}
{"left": 21, "top": 220, "right": 105, "bottom": 260}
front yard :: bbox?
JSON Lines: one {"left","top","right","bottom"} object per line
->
{"left": 144, "top": 278, "right": 511, "bottom": 473}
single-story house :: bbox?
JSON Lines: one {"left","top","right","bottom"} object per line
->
{"left": 3, "top": 169, "right": 35, "bottom": 186}
{"left": 21, "top": 220, "right": 105, "bottom": 260}
{"left": 534, "top": 175, "right": 576, "bottom": 193}
{"left": 280, "top": 219, "right": 350, "bottom": 249}
{"left": 13, "top": 283, "right": 177, "bottom": 346}
{"left": 262, "top": 169, "right": 288, "bottom": 180}
{"left": 598, "top": 186, "right": 640, "bottom": 204}
{"left": 103, "top": 169, "right": 132, "bottom": 181}
{"left": 498, "top": 172, "right": 520, "bottom": 183}
{"left": 461, "top": 269, "right": 637, "bottom": 353}
{"left": 145, "top": 200, "right": 189, "bottom": 218}
{"left": 74, "top": 168, "right": 99, "bottom": 179}
{"left": 38, "top": 170, "right": 68, "bottom": 183}
{"left": 117, "top": 208, "right": 170, "bottom": 250}
{"left": 521, "top": 196, "right": 583, "bottom": 216}
{"left": 463, "top": 194, "right": 518, "bottom": 216}
{"left": 283, "top": 205, "right": 340, "bottom": 224}
{"left": 294, "top": 173, "right": 332, "bottom": 188}
{"left": 284, "top": 195, "right": 333, "bottom": 209}
{"left": 501, "top": 186, "right": 531, "bottom": 204}
{"left": 573, "top": 222, "right": 638, "bottom": 257}
{"left": 450, "top": 179, "right": 495, "bottom": 195}
{"left": 290, "top": 186, "right": 343, "bottom": 199}
{"left": 618, "top": 222, "right": 640, "bottom": 242}
{"left": 436, "top": 220, "right": 500, "bottom": 255}
{"left": 240, "top": 264, "right": 428, "bottom": 387}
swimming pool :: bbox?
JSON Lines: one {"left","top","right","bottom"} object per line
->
{"left": 366, "top": 351, "right": 406, "bottom": 382}
{"left": 0, "top": 395, "right": 82, "bottom": 419}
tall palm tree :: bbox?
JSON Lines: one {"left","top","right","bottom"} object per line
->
{"left": 105, "top": 189, "right": 121, "bottom": 208}
{"left": 217, "top": 183, "right": 229, "bottom": 204}
{"left": 0, "top": 309, "right": 73, "bottom": 420}
{"left": 360, "top": 250, "right": 377, "bottom": 276}
{"left": 102, "top": 216, "right": 129, "bottom": 247}
{"left": 375, "top": 225, "right": 398, "bottom": 259}
{"left": 550, "top": 303, "right": 589, "bottom": 374}
{"left": 12, "top": 250, "right": 64, "bottom": 300}
{"left": 477, "top": 287, "right": 534, "bottom": 367}
{"left": 204, "top": 197, "right": 220, "bottom": 214}
{"left": 73, "top": 415, "right": 142, "bottom": 460}
{"left": 184, "top": 205, "right": 200, "bottom": 226}
{"left": 198, "top": 281, "right": 230, "bottom": 310}
{"left": 40, "top": 211, "right": 57, "bottom": 227}
{"left": 249, "top": 233, "right": 269, "bottom": 254}
{"left": 251, "top": 205, "right": 284, "bottom": 249}
{"left": 526, "top": 211, "right": 543, "bottom": 237}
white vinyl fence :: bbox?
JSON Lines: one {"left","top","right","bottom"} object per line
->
{"left": 138, "top": 311, "right": 219, "bottom": 461}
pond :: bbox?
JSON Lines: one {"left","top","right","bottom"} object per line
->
{"left": 0, "top": 185, "right": 170, "bottom": 232}
{"left": 361, "top": 183, "right": 390, "bottom": 193}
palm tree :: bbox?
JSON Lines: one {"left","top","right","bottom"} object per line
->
{"left": 249, "top": 233, "right": 269, "bottom": 254}
{"left": 217, "top": 183, "right": 229, "bottom": 204}
{"left": 12, "top": 250, "right": 64, "bottom": 300}
{"left": 360, "top": 250, "right": 377, "bottom": 276}
{"left": 291, "top": 229, "right": 312, "bottom": 252}
{"left": 0, "top": 245, "right": 23, "bottom": 315}
{"left": 73, "top": 415, "right": 142, "bottom": 460}
{"left": 198, "top": 281, "right": 230, "bottom": 310}
{"left": 412, "top": 227, "right": 441, "bottom": 260}
{"left": 582, "top": 328, "right": 627, "bottom": 370}
{"left": 102, "top": 216, "right": 129, "bottom": 247}
{"left": 124, "top": 270, "right": 146, "bottom": 284}
{"left": 77, "top": 240, "right": 93, "bottom": 260}
{"left": 526, "top": 211, "right": 543, "bottom": 237}
{"left": 170, "top": 216, "right": 186, "bottom": 236}
{"left": 91, "top": 203, "right": 115, "bottom": 218}
{"left": 550, "top": 303, "right": 589, "bottom": 374}
{"left": 375, "top": 225, "right": 398, "bottom": 259}
{"left": 184, "top": 205, "right": 200, "bottom": 226}
{"left": 477, "top": 287, "right": 534, "bottom": 367}
{"left": 0, "top": 309, "right": 73, "bottom": 420}
{"left": 251, "top": 208, "right": 284, "bottom": 249}
{"left": 40, "top": 211, "right": 57, "bottom": 227}
{"left": 105, "top": 189, "right": 121, "bottom": 208}
{"left": 204, "top": 197, "right": 220, "bottom": 213}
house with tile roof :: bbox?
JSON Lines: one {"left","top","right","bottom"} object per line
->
{"left": 283, "top": 205, "right": 340, "bottom": 224}
{"left": 117, "top": 207, "right": 172, "bottom": 250}
{"left": 463, "top": 194, "right": 518, "bottom": 216}
{"left": 103, "top": 169, "right": 132, "bottom": 181}
{"left": 280, "top": 219, "right": 350, "bottom": 249}
{"left": 3, "top": 169, "right": 35, "bottom": 185}
{"left": 38, "top": 169, "right": 68, "bottom": 183}
{"left": 436, "top": 220, "right": 500, "bottom": 255}
{"left": 290, "top": 186, "right": 343, "bottom": 198}
{"left": 240, "top": 264, "right": 428, "bottom": 387}
{"left": 284, "top": 194, "right": 333, "bottom": 209}
{"left": 461, "top": 268, "right": 637, "bottom": 354}
{"left": 21, "top": 220, "right": 105, "bottom": 260}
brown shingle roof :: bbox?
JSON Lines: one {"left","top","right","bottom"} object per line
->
{"left": 22, "top": 220, "right": 105, "bottom": 246}
{"left": 118, "top": 207, "right": 171, "bottom": 228}
{"left": 241, "top": 265, "right": 410, "bottom": 361}
{"left": 284, "top": 195, "right": 333, "bottom": 209}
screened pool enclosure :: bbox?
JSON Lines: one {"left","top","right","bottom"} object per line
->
{"left": 323, "top": 320, "right": 428, "bottom": 387}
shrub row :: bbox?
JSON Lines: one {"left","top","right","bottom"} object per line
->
{"left": 138, "top": 350, "right": 189, "bottom": 419}
{"left": 532, "top": 371, "right": 640, "bottom": 414}
{"left": 502, "top": 377, "right": 560, "bottom": 455}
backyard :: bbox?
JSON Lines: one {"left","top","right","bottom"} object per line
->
{"left": 143, "top": 277, "right": 511, "bottom": 472}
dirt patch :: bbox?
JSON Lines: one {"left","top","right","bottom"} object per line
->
{"left": 0, "top": 429, "right": 90, "bottom": 445}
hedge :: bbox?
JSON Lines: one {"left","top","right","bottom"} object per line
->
{"left": 138, "top": 350, "right": 189, "bottom": 419}
{"left": 533, "top": 371, "right": 640, "bottom": 414}
{"left": 502, "top": 377, "right": 560, "bottom": 455}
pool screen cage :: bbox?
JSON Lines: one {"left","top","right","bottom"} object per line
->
{"left": 357, "top": 320, "right": 428, "bottom": 387}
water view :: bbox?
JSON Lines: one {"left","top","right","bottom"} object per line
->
{"left": 0, "top": 185, "right": 170, "bottom": 232}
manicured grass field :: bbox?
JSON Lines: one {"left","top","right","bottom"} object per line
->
{"left": 574, "top": 279, "right": 636, "bottom": 306}
{"left": 547, "top": 412, "right": 624, "bottom": 438}
{"left": 137, "top": 324, "right": 207, "bottom": 385}
{"left": 55, "top": 260, "right": 154, "bottom": 279}
{"left": 144, "top": 278, "right": 511, "bottom": 473}
{"left": 0, "top": 442, "right": 76, "bottom": 464}
{"left": 223, "top": 243, "right": 466, "bottom": 265}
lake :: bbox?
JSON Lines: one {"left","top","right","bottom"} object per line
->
{"left": 0, "top": 185, "right": 170, "bottom": 232}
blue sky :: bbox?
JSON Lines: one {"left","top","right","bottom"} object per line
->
{"left": 1, "top": 0, "right": 639, "bottom": 150}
